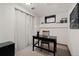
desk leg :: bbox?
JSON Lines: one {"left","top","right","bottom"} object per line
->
{"left": 54, "top": 41, "right": 56, "bottom": 56}
{"left": 32, "top": 37, "right": 34, "bottom": 51}
{"left": 38, "top": 39, "right": 39, "bottom": 47}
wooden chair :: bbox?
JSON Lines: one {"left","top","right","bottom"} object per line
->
{"left": 41, "top": 30, "right": 50, "bottom": 49}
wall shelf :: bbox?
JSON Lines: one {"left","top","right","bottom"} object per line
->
{"left": 40, "top": 23, "right": 68, "bottom": 28}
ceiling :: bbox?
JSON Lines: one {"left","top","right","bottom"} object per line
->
{"left": 25, "top": 3, "right": 75, "bottom": 16}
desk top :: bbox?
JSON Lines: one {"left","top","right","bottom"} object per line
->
{"left": 33, "top": 35, "right": 57, "bottom": 40}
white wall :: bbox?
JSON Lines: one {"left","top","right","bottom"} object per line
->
{"left": 32, "top": 16, "right": 40, "bottom": 35}
{"left": 0, "top": 3, "right": 39, "bottom": 44}
{"left": 69, "top": 30, "right": 79, "bottom": 56}
{"left": 39, "top": 12, "right": 68, "bottom": 44}
{"left": 67, "top": 3, "right": 79, "bottom": 56}
{"left": 0, "top": 4, "right": 15, "bottom": 43}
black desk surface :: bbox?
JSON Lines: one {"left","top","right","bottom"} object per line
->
{"left": 0, "top": 41, "right": 14, "bottom": 48}
{"left": 33, "top": 35, "right": 57, "bottom": 40}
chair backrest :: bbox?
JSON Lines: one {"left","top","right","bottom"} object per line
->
{"left": 42, "top": 30, "right": 50, "bottom": 36}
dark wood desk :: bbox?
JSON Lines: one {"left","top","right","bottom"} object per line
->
{"left": 32, "top": 35, "right": 57, "bottom": 56}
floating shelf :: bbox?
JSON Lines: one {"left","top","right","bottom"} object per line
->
{"left": 40, "top": 23, "right": 68, "bottom": 28}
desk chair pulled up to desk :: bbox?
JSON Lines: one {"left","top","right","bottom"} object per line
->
{"left": 41, "top": 30, "right": 50, "bottom": 49}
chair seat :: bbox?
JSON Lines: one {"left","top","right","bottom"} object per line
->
{"left": 41, "top": 41, "right": 50, "bottom": 50}
{"left": 40, "top": 30, "right": 50, "bottom": 49}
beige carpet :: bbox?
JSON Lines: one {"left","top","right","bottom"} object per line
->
{"left": 16, "top": 43, "right": 71, "bottom": 56}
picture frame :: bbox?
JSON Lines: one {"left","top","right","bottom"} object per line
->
{"left": 45, "top": 15, "right": 56, "bottom": 23}
{"left": 70, "top": 3, "right": 79, "bottom": 29}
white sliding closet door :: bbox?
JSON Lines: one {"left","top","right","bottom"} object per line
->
{"left": 25, "top": 15, "right": 34, "bottom": 45}
{"left": 15, "top": 9, "right": 34, "bottom": 51}
{"left": 15, "top": 9, "right": 26, "bottom": 51}
{"left": 25, "top": 14, "right": 30, "bottom": 46}
{"left": 29, "top": 16, "right": 35, "bottom": 44}
{"left": 28, "top": 16, "right": 32, "bottom": 45}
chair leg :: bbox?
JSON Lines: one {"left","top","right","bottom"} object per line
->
{"left": 40, "top": 42, "right": 42, "bottom": 51}
{"left": 41, "top": 42, "right": 42, "bottom": 47}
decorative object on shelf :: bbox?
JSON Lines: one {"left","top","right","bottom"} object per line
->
{"left": 45, "top": 15, "right": 56, "bottom": 23}
{"left": 64, "top": 19, "right": 67, "bottom": 23}
{"left": 70, "top": 3, "right": 79, "bottom": 29}
{"left": 60, "top": 20, "right": 64, "bottom": 23}
{"left": 60, "top": 18, "right": 67, "bottom": 23}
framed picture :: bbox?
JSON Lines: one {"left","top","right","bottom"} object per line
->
{"left": 70, "top": 3, "right": 79, "bottom": 29}
{"left": 45, "top": 15, "right": 56, "bottom": 23}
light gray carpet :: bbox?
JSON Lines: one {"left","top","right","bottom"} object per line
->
{"left": 16, "top": 44, "right": 71, "bottom": 56}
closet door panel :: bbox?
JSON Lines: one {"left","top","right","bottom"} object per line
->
{"left": 15, "top": 9, "right": 26, "bottom": 51}
{"left": 28, "top": 16, "right": 33, "bottom": 45}
{"left": 25, "top": 15, "right": 33, "bottom": 45}
{"left": 25, "top": 14, "right": 30, "bottom": 46}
